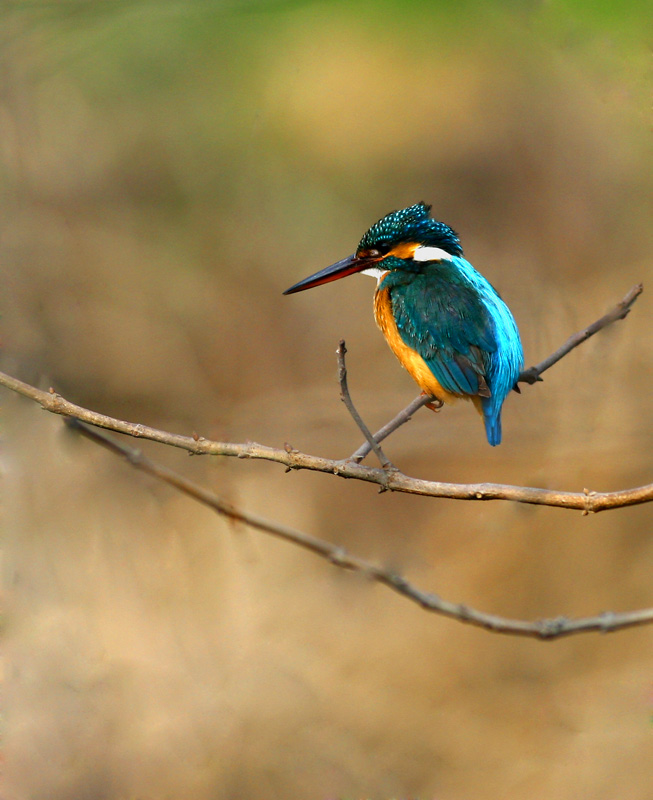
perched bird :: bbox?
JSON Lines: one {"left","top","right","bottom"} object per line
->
{"left": 284, "top": 203, "right": 523, "bottom": 445}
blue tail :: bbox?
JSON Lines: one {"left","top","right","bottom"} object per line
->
{"left": 481, "top": 396, "right": 503, "bottom": 446}
{"left": 483, "top": 408, "right": 502, "bottom": 446}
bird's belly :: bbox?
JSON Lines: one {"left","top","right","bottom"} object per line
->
{"left": 373, "top": 287, "right": 461, "bottom": 405}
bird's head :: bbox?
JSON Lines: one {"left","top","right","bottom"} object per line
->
{"left": 283, "top": 202, "right": 463, "bottom": 295}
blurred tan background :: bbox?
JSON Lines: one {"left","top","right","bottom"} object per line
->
{"left": 3, "top": 1, "right": 653, "bottom": 798}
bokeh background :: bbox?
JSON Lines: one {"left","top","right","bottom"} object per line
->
{"left": 3, "top": 1, "right": 653, "bottom": 798}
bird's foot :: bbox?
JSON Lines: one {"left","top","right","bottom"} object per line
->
{"left": 421, "top": 392, "right": 444, "bottom": 412}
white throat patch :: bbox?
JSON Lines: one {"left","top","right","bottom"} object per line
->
{"left": 412, "top": 245, "right": 452, "bottom": 262}
{"left": 361, "top": 267, "right": 387, "bottom": 284}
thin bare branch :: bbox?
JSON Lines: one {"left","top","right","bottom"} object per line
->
{"left": 336, "top": 340, "right": 395, "bottom": 470}
{"left": 63, "top": 418, "right": 653, "bottom": 640}
{"left": 1, "top": 369, "right": 652, "bottom": 512}
{"left": 0, "top": 281, "right": 646, "bottom": 512}
{"left": 350, "top": 283, "right": 644, "bottom": 461}
{"left": 350, "top": 395, "right": 435, "bottom": 463}
{"left": 518, "top": 283, "right": 643, "bottom": 384}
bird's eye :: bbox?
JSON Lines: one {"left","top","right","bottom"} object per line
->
{"left": 360, "top": 246, "right": 388, "bottom": 258}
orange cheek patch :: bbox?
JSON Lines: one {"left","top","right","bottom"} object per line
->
{"left": 386, "top": 242, "right": 418, "bottom": 260}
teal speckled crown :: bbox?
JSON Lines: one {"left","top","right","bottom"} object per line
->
{"left": 357, "top": 202, "right": 463, "bottom": 257}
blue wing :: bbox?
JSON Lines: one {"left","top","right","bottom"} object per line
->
{"left": 382, "top": 258, "right": 523, "bottom": 445}
{"left": 388, "top": 269, "right": 497, "bottom": 398}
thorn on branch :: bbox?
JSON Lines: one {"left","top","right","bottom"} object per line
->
{"left": 517, "top": 368, "right": 543, "bottom": 385}
{"left": 328, "top": 547, "right": 348, "bottom": 567}
{"left": 582, "top": 487, "right": 597, "bottom": 515}
{"left": 536, "top": 616, "right": 569, "bottom": 639}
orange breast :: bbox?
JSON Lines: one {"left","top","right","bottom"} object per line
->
{"left": 373, "top": 285, "right": 461, "bottom": 405}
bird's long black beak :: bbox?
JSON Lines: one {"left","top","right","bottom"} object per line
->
{"left": 283, "top": 254, "right": 377, "bottom": 295}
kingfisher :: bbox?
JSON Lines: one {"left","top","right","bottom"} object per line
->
{"left": 284, "top": 203, "right": 523, "bottom": 445}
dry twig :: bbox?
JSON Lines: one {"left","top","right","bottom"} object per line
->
{"left": 517, "top": 282, "right": 643, "bottom": 384}
{"left": 64, "top": 419, "right": 653, "bottom": 639}
{"left": 336, "top": 339, "right": 395, "bottom": 470}
{"left": 1, "top": 388, "right": 651, "bottom": 514}
{"left": 0, "top": 284, "right": 647, "bottom": 513}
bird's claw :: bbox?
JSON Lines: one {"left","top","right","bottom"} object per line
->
{"left": 421, "top": 393, "right": 444, "bottom": 412}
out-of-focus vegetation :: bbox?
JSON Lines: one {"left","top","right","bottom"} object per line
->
{"left": 3, "top": 2, "right": 652, "bottom": 798}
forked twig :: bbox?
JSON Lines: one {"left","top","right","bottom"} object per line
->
{"left": 350, "top": 394, "right": 434, "bottom": 463}
{"left": 65, "top": 418, "right": 653, "bottom": 640}
{"left": 336, "top": 340, "right": 395, "bottom": 470}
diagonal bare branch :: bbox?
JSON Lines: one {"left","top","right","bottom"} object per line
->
{"left": 1, "top": 368, "right": 652, "bottom": 512}
{"left": 62, "top": 418, "right": 653, "bottom": 640}
{"left": 518, "top": 283, "right": 643, "bottom": 384}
